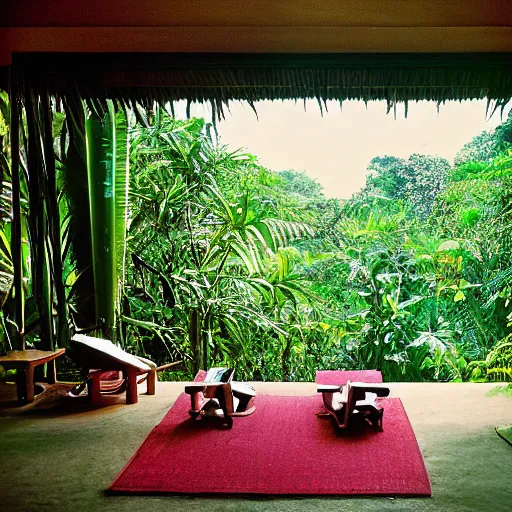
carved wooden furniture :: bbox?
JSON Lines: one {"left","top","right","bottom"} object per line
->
{"left": 70, "top": 334, "right": 156, "bottom": 405}
{"left": 0, "top": 348, "right": 66, "bottom": 403}
{"left": 184, "top": 369, "right": 256, "bottom": 428}
{"left": 318, "top": 381, "right": 390, "bottom": 431}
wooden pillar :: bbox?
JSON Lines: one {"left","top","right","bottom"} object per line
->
{"left": 16, "top": 369, "right": 25, "bottom": 402}
{"left": 126, "top": 370, "right": 138, "bottom": 404}
{"left": 24, "top": 365, "right": 34, "bottom": 403}
{"left": 146, "top": 368, "right": 156, "bottom": 395}
{"left": 46, "top": 360, "right": 57, "bottom": 384}
{"left": 87, "top": 371, "right": 102, "bottom": 405}
{"left": 16, "top": 366, "right": 35, "bottom": 403}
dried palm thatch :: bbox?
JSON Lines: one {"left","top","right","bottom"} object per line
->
{"left": 10, "top": 52, "right": 512, "bottom": 118}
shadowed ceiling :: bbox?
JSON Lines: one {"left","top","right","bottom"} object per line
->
{"left": 1, "top": 1, "right": 512, "bottom": 66}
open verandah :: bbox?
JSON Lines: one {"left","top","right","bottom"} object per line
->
{"left": 1, "top": 3, "right": 512, "bottom": 510}
{"left": 0, "top": 381, "right": 511, "bottom": 512}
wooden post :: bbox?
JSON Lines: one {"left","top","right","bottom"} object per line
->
{"left": 146, "top": 368, "right": 156, "bottom": 395}
{"left": 16, "top": 369, "right": 25, "bottom": 402}
{"left": 87, "top": 371, "right": 102, "bottom": 405}
{"left": 24, "top": 365, "right": 34, "bottom": 403}
{"left": 46, "top": 360, "right": 57, "bottom": 384}
{"left": 126, "top": 370, "right": 138, "bottom": 404}
{"left": 16, "top": 366, "right": 35, "bottom": 403}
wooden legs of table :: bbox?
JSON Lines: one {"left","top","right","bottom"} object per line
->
{"left": 46, "top": 360, "right": 57, "bottom": 384}
{"left": 127, "top": 367, "right": 159, "bottom": 402}
{"left": 25, "top": 366, "right": 35, "bottom": 402}
{"left": 15, "top": 363, "right": 58, "bottom": 404}
{"left": 146, "top": 368, "right": 156, "bottom": 396}
{"left": 87, "top": 371, "right": 103, "bottom": 405}
{"left": 87, "top": 369, "right": 140, "bottom": 405}
{"left": 16, "top": 365, "right": 35, "bottom": 403}
{"left": 86, "top": 369, "right": 157, "bottom": 405}
{"left": 126, "top": 370, "right": 138, "bottom": 404}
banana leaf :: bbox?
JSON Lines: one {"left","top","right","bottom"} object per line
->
{"left": 86, "top": 102, "right": 117, "bottom": 338}
{"left": 115, "top": 108, "right": 129, "bottom": 308}
{"left": 85, "top": 101, "right": 130, "bottom": 340}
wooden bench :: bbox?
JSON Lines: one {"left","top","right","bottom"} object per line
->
{"left": 70, "top": 335, "right": 155, "bottom": 405}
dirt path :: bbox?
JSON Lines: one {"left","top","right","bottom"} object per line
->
{"left": 0, "top": 382, "right": 510, "bottom": 512}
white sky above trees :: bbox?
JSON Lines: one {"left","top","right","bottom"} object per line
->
{"left": 178, "top": 99, "right": 511, "bottom": 199}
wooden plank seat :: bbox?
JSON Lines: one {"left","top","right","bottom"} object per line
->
{"left": 184, "top": 369, "right": 256, "bottom": 428}
{"left": 69, "top": 334, "right": 157, "bottom": 405}
{"left": 318, "top": 381, "right": 390, "bottom": 431}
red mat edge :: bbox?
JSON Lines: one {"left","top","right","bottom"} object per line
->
{"left": 107, "top": 489, "right": 432, "bottom": 498}
{"left": 108, "top": 394, "right": 432, "bottom": 497}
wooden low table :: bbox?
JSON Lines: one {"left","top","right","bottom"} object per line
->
{"left": 0, "top": 348, "right": 66, "bottom": 403}
{"left": 70, "top": 335, "right": 155, "bottom": 405}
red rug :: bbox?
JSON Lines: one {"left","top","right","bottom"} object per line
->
{"left": 110, "top": 393, "right": 431, "bottom": 496}
{"left": 316, "top": 370, "right": 383, "bottom": 385}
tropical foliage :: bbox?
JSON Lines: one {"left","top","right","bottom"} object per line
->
{"left": 0, "top": 95, "right": 511, "bottom": 383}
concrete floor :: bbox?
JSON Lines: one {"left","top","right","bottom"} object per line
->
{"left": 0, "top": 381, "right": 511, "bottom": 512}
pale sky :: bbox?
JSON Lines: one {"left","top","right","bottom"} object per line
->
{"left": 177, "top": 99, "right": 510, "bottom": 199}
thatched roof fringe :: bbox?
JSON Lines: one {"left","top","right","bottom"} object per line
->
{"left": 10, "top": 53, "right": 512, "bottom": 119}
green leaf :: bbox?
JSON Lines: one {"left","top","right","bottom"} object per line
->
{"left": 114, "top": 108, "right": 130, "bottom": 300}
{"left": 86, "top": 101, "right": 118, "bottom": 334}
{"left": 453, "top": 290, "right": 466, "bottom": 302}
{"left": 437, "top": 240, "right": 460, "bottom": 252}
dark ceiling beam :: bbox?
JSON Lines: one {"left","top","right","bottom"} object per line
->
{"left": 2, "top": 0, "right": 511, "bottom": 28}
{"left": 2, "top": 26, "right": 512, "bottom": 67}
